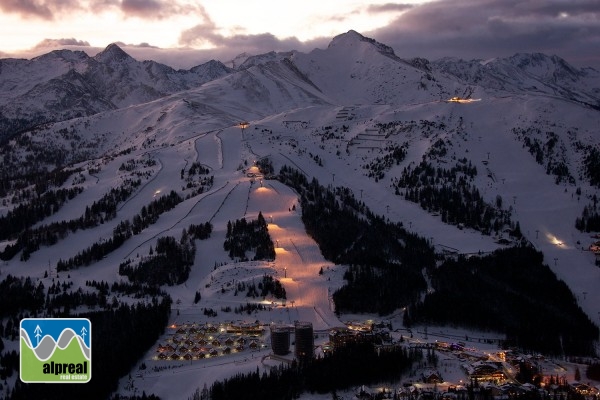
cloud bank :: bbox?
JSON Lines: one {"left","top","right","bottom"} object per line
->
{"left": 0, "top": 0, "right": 200, "bottom": 20}
{"left": 366, "top": 0, "right": 600, "bottom": 67}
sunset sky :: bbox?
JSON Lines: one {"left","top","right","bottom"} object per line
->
{"left": 1, "top": 0, "right": 599, "bottom": 69}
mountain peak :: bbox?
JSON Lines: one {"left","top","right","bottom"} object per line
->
{"left": 328, "top": 30, "right": 367, "bottom": 48}
{"left": 328, "top": 30, "right": 397, "bottom": 58}
{"left": 33, "top": 49, "right": 89, "bottom": 63}
{"left": 226, "top": 52, "right": 252, "bottom": 69}
{"left": 94, "top": 43, "right": 133, "bottom": 64}
{"left": 505, "top": 52, "right": 583, "bottom": 81}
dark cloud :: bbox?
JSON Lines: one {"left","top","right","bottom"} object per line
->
{"left": 366, "top": 3, "right": 414, "bottom": 13}
{"left": 367, "top": 0, "right": 600, "bottom": 68}
{"left": 0, "top": 0, "right": 201, "bottom": 20}
{"left": 120, "top": 0, "right": 199, "bottom": 19}
{"left": 179, "top": 27, "right": 331, "bottom": 64}
{"left": 176, "top": 3, "right": 217, "bottom": 46}
{"left": 114, "top": 41, "right": 159, "bottom": 48}
{"left": 175, "top": 0, "right": 598, "bottom": 69}
{"left": 0, "top": 0, "right": 79, "bottom": 19}
{"left": 178, "top": 4, "right": 327, "bottom": 60}
{"left": 33, "top": 38, "right": 91, "bottom": 49}
{"left": 89, "top": 0, "right": 118, "bottom": 13}
{"left": 180, "top": 28, "right": 306, "bottom": 53}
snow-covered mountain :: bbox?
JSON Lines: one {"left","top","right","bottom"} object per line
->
{"left": 0, "top": 43, "right": 233, "bottom": 139}
{"left": 1, "top": 30, "right": 600, "bottom": 399}
{"left": 432, "top": 52, "right": 600, "bottom": 108}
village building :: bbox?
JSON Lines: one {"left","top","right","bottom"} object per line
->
{"left": 463, "top": 361, "right": 506, "bottom": 382}
{"left": 421, "top": 369, "right": 444, "bottom": 384}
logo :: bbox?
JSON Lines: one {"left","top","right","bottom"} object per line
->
{"left": 20, "top": 318, "right": 91, "bottom": 383}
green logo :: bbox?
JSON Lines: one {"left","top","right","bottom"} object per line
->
{"left": 20, "top": 318, "right": 91, "bottom": 383}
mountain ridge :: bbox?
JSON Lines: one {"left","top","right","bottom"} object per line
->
{"left": 2, "top": 35, "right": 598, "bottom": 141}
{"left": 0, "top": 43, "right": 234, "bottom": 140}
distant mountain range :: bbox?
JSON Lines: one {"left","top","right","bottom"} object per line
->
{"left": 0, "top": 44, "right": 233, "bottom": 139}
{"left": 1, "top": 30, "right": 598, "bottom": 141}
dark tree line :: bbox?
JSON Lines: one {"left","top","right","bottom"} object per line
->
{"left": 0, "top": 275, "right": 45, "bottom": 318}
{"left": 241, "top": 275, "right": 286, "bottom": 299}
{"left": 255, "top": 158, "right": 274, "bottom": 175}
{"left": 0, "top": 161, "right": 79, "bottom": 198}
{"left": 56, "top": 190, "right": 183, "bottom": 271}
{"left": 278, "top": 165, "right": 431, "bottom": 315}
{"left": 513, "top": 127, "right": 574, "bottom": 184}
{"left": 232, "top": 302, "right": 268, "bottom": 314}
{"left": 364, "top": 143, "right": 408, "bottom": 181}
{"left": 187, "top": 222, "right": 213, "bottom": 240}
{"left": 108, "top": 394, "right": 161, "bottom": 400}
{"left": 84, "top": 179, "right": 142, "bottom": 221}
{"left": 45, "top": 284, "right": 110, "bottom": 315}
{"left": 86, "top": 280, "right": 168, "bottom": 298}
{"left": 587, "top": 362, "right": 600, "bottom": 381}
{"left": 575, "top": 201, "right": 600, "bottom": 232}
{"left": 0, "top": 348, "right": 18, "bottom": 381}
{"left": 186, "top": 162, "right": 210, "bottom": 177}
{"left": 584, "top": 146, "right": 600, "bottom": 187}
{"left": 302, "top": 343, "right": 422, "bottom": 394}
{"left": 119, "top": 157, "right": 157, "bottom": 172}
{"left": 1, "top": 179, "right": 141, "bottom": 261}
{"left": 209, "top": 342, "right": 423, "bottom": 400}
{"left": 375, "top": 119, "right": 448, "bottom": 137}
{"left": 0, "top": 122, "right": 87, "bottom": 186}
{"left": 0, "top": 152, "right": 82, "bottom": 198}
{"left": 516, "top": 126, "right": 544, "bottom": 164}
{"left": 391, "top": 159, "right": 515, "bottom": 235}
{"left": 131, "top": 190, "right": 183, "bottom": 235}
{"left": 119, "top": 223, "right": 212, "bottom": 286}
{"left": 405, "top": 246, "right": 598, "bottom": 356}
{"left": 0, "top": 116, "right": 53, "bottom": 145}
{"left": 8, "top": 297, "right": 172, "bottom": 400}
{"left": 182, "top": 162, "right": 214, "bottom": 198}
{"left": 57, "top": 220, "right": 133, "bottom": 271}
{"left": 0, "top": 186, "right": 83, "bottom": 243}
{"left": 0, "top": 275, "right": 160, "bottom": 327}
{"left": 120, "top": 234, "right": 192, "bottom": 286}
{"left": 224, "top": 212, "right": 275, "bottom": 261}
{"left": 45, "top": 279, "right": 168, "bottom": 316}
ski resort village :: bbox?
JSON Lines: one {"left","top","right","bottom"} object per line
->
{"left": 0, "top": 30, "right": 599, "bottom": 399}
